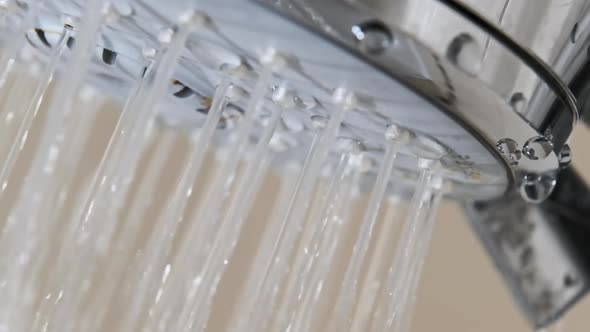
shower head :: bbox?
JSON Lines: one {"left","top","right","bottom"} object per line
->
{"left": 1, "top": 0, "right": 589, "bottom": 330}
{"left": 18, "top": 0, "right": 572, "bottom": 201}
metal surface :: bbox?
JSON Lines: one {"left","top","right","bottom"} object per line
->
{"left": 435, "top": 0, "right": 578, "bottom": 120}
{"left": 352, "top": 0, "right": 587, "bottom": 138}
{"left": 260, "top": 0, "right": 583, "bottom": 197}
{"left": 466, "top": 196, "right": 590, "bottom": 328}
{"left": 466, "top": 168, "right": 590, "bottom": 328}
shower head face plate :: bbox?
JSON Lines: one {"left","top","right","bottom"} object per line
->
{"left": 14, "top": 0, "right": 566, "bottom": 201}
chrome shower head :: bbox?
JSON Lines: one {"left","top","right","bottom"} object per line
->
{"left": 15, "top": 0, "right": 545, "bottom": 200}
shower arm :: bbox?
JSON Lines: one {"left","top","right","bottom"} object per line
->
{"left": 465, "top": 167, "right": 590, "bottom": 329}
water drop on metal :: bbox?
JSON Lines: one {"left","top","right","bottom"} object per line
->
{"left": 523, "top": 136, "right": 554, "bottom": 161}
{"left": 496, "top": 138, "right": 522, "bottom": 165}
{"left": 447, "top": 33, "right": 482, "bottom": 76}
{"left": 510, "top": 92, "right": 527, "bottom": 113}
{"left": 520, "top": 173, "right": 558, "bottom": 204}
{"left": 310, "top": 114, "right": 328, "bottom": 129}
{"left": 558, "top": 144, "right": 572, "bottom": 168}
{"left": 351, "top": 21, "right": 393, "bottom": 55}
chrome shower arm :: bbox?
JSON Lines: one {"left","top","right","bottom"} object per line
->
{"left": 466, "top": 167, "right": 590, "bottom": 329}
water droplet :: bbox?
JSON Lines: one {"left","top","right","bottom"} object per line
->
{"left": 103, "top": 2, "right": 122, "bottom": 24}
{"left": 226, "top": 85, "right": 248, "bottom": 102}
{"left": 311, "top": 115, "right": 329, "bottom": 129}
{"left": 558, "top": 144, "right": 572, "bottom": 168}
{"left": 509, "top": 150, "right": 522, "bottom": 165}
{"left": 520, "top": 173, "right": 557, "bottom": 203}
{"left": 351, "top": 21, "right": 393, "bottom": 55}
{"left": 352, "top": 154, "right": 376, "bottom": 173}
{"left": 142, "top": 46, "right": 157, "bottom": 60}
{"left": 385, "top": 124, "right": 410, "bottom": 142}
{"left": 162, "top": 264, "right": 171, "bottom": 283}
{"left": 336, "top": 137, "right": 366, "bottom": 155}
{"left": 523, "top": 136, "right": 554, "bottom": 160}
{"left": 417, "top": 158, "right": 441, "bottom": 170}
{"left": 178, "top": 9, "right": 210, "bottom": 27}
{"left": 272, "top": 86, "right": 297, "bottom": 109}
{"left": 261, "top": 49, "right": 291, "bottom": 70}
{"left": 269, "top": 134, "right": 293, "bottom": 152}
{"left": 4, "top": 111, "right": 13, "bottom": 124}
{"left": 293, "top": 94, "right": 317, "bottom": 110}
{"left": 447, "top": 33, "right": 482, "bottom": 76}
{"left": 510, "top": 93, "right": 527, "bottom": 113}
{"left": 158, "top": 28, "right": 175, "bottom": 44}
{"left": 496, "top": 138, "right": 522, "bottom": 165}
{"left": 332, "top": 88, "right": 358, "bottom": 108}
{"left": 193, "top": 276, "right": 203, "bottom": 287}
{"left": 220, "top": 106, "right": 243, "bottom": 130}
{"left": 220, "top": 60, "right": 252, "bottom": 77}
{"left": 409, "top": 135, "right": 447, "bottom": 160}
{"left": 281, "top": 114, "right": 304, "bottom": 133}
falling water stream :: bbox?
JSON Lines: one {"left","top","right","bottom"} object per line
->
{"left": 0, "top": 26, "right": 71, "bottom": 194}
{"left": 0, "top": 1, "right": 551, "bottom": 332}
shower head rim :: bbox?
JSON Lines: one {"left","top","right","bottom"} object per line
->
{"left": 253, "top": 0, "right": 572, "bottom": 200}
